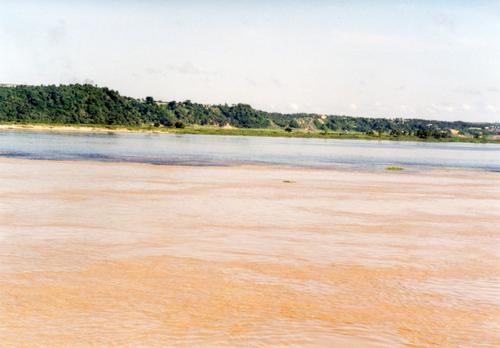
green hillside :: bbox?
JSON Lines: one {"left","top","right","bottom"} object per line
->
{"left": 0, "top": 84, "right": 498, "bottom": 140}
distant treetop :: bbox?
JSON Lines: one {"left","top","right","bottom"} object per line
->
{"left": 0, "top": 84, "right": 498, "bottom": 138}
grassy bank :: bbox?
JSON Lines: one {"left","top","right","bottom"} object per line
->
{"left": 1, "top": 122, "right": 499, "bottom": 144}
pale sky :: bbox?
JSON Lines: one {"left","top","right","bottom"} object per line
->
{"left": 1, "top": 0, "right": 499, "bottom": 122}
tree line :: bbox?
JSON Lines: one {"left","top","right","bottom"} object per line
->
{"left": 0, "top": 84, "right": 497, "bottom": 138}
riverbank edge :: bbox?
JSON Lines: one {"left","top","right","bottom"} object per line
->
{"left": 1, "top": 123, "right": 499, "bottom": 144}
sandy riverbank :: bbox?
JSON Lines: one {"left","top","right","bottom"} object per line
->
{"left": 0, "top": 158, "right": 499, "bottom": 347}
{"left": 2, "top": 123, "right": 498, "bottom": 144}
{"left": 0, "top": 123, "right": 153, "bottom": 134}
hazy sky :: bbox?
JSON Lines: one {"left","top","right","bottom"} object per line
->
{"left": 1, "top": 1, "right": 499, "bottom": 121}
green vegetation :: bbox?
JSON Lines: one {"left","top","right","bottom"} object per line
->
{"left": 386, "top": 166, "right": 404, "bottom": 171}
{"left": 1, "top": 84, "right": 499, "bottom": 143}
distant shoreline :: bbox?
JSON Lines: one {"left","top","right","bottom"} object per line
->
{"left": 1, "top": 123, "right": 499, "bottom": 144}
{"left": 2, "top": 85, "right": 498, "bottom": 143}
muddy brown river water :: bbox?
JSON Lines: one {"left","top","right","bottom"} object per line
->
{"left": 0, "top": 158, "right": 499, "bottom": 347}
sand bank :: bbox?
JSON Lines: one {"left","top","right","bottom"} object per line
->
{"left": 0, "top": 123, "right": 153, "bottom": 134}
{"left": 2, "top": 123, "right": 498, "bottom": 144}
{"left": 0, "top": 158, "right": 499, "bottom": 347}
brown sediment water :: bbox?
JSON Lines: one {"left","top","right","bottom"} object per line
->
{"left": 0, "top": 158, "right": 499, "bottom": 347}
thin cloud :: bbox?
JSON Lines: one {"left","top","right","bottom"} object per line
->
{"left": 165, "top": 62, "right": 218, "bottom": 77}
{"left": 47, "top": 20, "right": 67, "bottom": 46}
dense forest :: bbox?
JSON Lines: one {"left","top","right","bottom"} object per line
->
{"left": 0, "top": 84, "right": 498, "bottom": 139}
